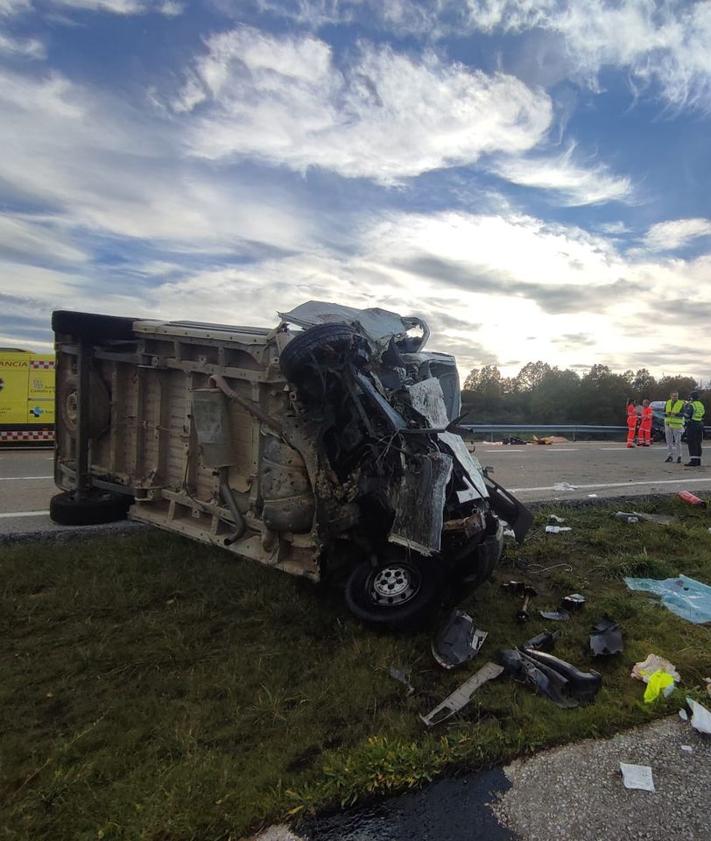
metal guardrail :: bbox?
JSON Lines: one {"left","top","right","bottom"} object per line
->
{"left": 459, "top": 423, "right": 711, "bottom": 442}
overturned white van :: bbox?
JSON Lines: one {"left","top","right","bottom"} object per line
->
{"left": 52, "top": 302, "right": 531, "bottom": 628}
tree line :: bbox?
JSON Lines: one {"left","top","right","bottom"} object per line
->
{"left": 461, "top": 362, "right": 707, "bottom": 425}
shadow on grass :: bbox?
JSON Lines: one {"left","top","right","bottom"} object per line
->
{"left": 2, "top": 496, "right": 711, "bottom": 839}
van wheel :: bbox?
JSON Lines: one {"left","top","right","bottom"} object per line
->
{"left": 280, "top": 323, "right": 364, "bottom": 383}
{"left": 49, "top": 490, "right": 131, "bottom": 526}
{"left": 344, "top": 555, "right": 442, "bottom": 630}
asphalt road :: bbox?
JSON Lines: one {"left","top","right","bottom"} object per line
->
{"left": 3, "top": 441, "right": 711, "bottom": 535}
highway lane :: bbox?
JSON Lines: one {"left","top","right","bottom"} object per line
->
{"left": 2, "top": 441, "right": 711, "bottom": 535}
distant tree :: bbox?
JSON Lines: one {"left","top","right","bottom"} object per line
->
{"left": 529, "top": 368, "right": 581, "bottom": 422}
{"left": 463, "top": 368, "right": 480, "bottom": 392}
{"left": 631, "top": 368, "right": 657, "bottom": 399}
{"left": 657, "top": 375, "right": 698, "bottom": 398}
{"left": 514, "top": 361, "right": 552, "bottom": 393}
{"left": 477, "top": 365, "right": 504, "bottom": 400}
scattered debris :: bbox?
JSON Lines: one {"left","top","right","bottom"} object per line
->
{"left": 420, "top": 662, "right": 504, "bottom": 727}
{"left": 624, "top": 575, "right": 711, "bottom": 624}
{"left": 552, "top": 482, "right": 577, "bottom": 491}
{"left": 431, "top": 610, "right": 487, "bottom": 669}
{"left": 503, "top": 528, "right": 516, "bottom": 539}
{"left": 498, "top": 646, "right": 601, "bottom": 708}
{"left": 687, "top": 697, "right": 711, "bottom": 735}
{"left": 387, "top": 665, "right": 415, "bottom": 696}
{"left": 545, "top": 525, "right": 572, "bottom": 534}
{"left": 590, "top": 618, "right": 623, "bottom": 656}
{"left": 501, "top": 581, "right": 537, "bottom": 622}
{"left": 679, "top": 708, "right": 688, "bottom": 721}
{"left": 539, "top": 608, "right": 570, "bottom": 621}
{"left": 523, "top": 630, "right": 560, "bottom": 651}
{"left": 615, "top": 510, "right": 677, "bottom": 525}
{"left": 619, "top": 762, "right": 655, "bottom": 792}
{"left": 681, "top": 745, "right": 694, "bottom": 753}
{"left": 678, "top": 490, "right": 706, "bottom": 507}
{"left": 547, "top": 514, "right": 566, "bottom": 524}
{"left": 643, "top": 670, "right": 676, "bottom": 702}
{"left": 533, "top": 435, "right": 570, "bottom": 445}
{"left": 561, "top": 593, "right": 586, "bottom": 611}
{"left": 587, "top": 493, "right": 598, "bottom": 498}
{"left": 614, "top": 512, "right": 639, "bottom": 524}
{"left": 631, "top": 654, "right": 681, "bottom": 683}
{"left": 502, "top": 436, "right": 527, "bottom": 445}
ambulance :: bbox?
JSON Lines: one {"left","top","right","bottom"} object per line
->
{"left": 0, "top": 348, "right": 55, "bottom": 444}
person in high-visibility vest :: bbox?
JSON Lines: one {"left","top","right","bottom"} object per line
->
{"left": 626, "top": 399, "right": 638, "bottom": 448}
{"left": 664, "top": 390, "right": 685, "bottom": 463}
{"left": 683, "top": 391, "right": 705, "bottom": 467}
{"left": 638, "top": 399, "right": 653, "bottom": 446}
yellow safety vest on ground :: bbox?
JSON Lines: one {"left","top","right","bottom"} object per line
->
{"left": 665, "top": 399, "right": 685, "bottom": 429}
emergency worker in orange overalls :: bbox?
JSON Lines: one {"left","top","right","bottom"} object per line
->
{"left": 626, "top": 399, "right": 638, "bottom": 448}
{"left": 638, "top": 399, "right": 653, "bottom": 446}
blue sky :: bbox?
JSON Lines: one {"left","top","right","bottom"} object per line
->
{"left": 1, "top": 0, "right": 711, "bottom": 379}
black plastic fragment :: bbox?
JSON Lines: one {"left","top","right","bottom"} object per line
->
{"left": 497, "top": 646, "right": 602, "bottom": 708}
{"left": 539, "top": 609, "right": 570, "bottom": 621}
{"left": 523, "top": 630, "right": 560, "bottom": 652}
{"left": 561, "top": 593, "right": 586, "bottom": 611}
{"left": 432, "top": 609, "right": 487, "bottom": 669}
{"left": 589, "top": 617, "right": 623, "bottom": 656}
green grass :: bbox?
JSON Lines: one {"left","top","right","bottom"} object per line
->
{"left": 2, "top": 498, "right": 711, "bottom": 840}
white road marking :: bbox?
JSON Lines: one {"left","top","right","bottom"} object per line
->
{"left": 512, "top": 477, "right": 711, "bottom": 493}
{"left": 0, "top": 510, "right": 50, "bottom": 519}
{"left": 542, "top": 448, "right": 579, "bottom": 452}
{"left": 0, "top": 475, "right": 53, "bottom": 481}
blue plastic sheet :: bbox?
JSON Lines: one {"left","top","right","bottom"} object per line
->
{"left": 624, "top": 574, "right": 711, "bottom": 624}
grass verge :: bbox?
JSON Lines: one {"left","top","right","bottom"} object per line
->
{"left": 2, "top": 497, "right": 711, "bottom": 840}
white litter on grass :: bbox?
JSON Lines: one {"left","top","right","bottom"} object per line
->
{"left": 588, "top": 493, "right": 598, "bottom": 498}
{"left": 687, "top": 697, "right": 711, "bottom": 735}
{"left": 548, "top": 514, "right": 566, "bottom": 524}
{"left": 631, "top": 654, "right": 681, "bottom": 683}
{"left": 545, "top": 525, "right": 572, "bottom": 534}
{"left": 681, "top": 745, "right": 693, "bottom": 753}
{"left": 620, "top": 762, "right": 655, "bottom": 792}
{"left": 552, "top": 482, "right": 577, "bottom": 491}
{"left": 503, "top": 528, "right": 516, "bottom": 539}
{"left": 679, "top": 709, "right": 689, "bottom": 721}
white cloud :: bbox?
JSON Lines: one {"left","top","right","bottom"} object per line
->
{"left": 176, "top": 28, "right": 553, "bottom": 183}
{"left": 0, "top": 213, "right": 87, "bottom": 262}
{"left": 0, "top": 30, "right": 44, "bottom": 57}
{"left": 245, "top": 0, "right": 711, "bottom": 110}
{"left": 490, "top": 144, "right": 634, "bottom": 205}
{"left": 0, "top": 67, "right": 313, "bottom": 251}
{"left": 644, "top": 218, "right": 711, "bottom": 251}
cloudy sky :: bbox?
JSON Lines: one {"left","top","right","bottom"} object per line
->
{"left": 1, "top": 0, "right": 711, "bottom": 378}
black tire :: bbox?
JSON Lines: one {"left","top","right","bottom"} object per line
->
{"left": 344, "top": 555, "right": 442, "bottom": 630}
{"left": 49, "top": 490, "right": 131, "bottom": 526}
{"left": 52, "top": 311, "right": 136, "bottom": 342}
{"left": 280, "top": 323, "right": 362, "bottom": 383}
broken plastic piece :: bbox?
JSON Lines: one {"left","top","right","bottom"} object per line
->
{"left": 620, "top": 762, "right": 655, "bottom": 792}
{"left": 590, "top": 617, "right": 623, "bottom": 656}
{"left": 420, "top": 661, "right": 504, "bottom": 727}
{"left": 679, "top": 708, "right": 689, "bottom": 721}
{"left": 539, "top": 609, "right": 570, "bottom": 621}
{"left": 498, "top": 647, "right": 601, "bottom": 707}
{"left": 624, "top": 575, "right": 711, "bottom": 624}
{"left": 524, "top": 630, "right": 560, "bottom": 651}
{"left": 561, "top": 593, "right": 586, "bottom": 611}
{"left": 644, "top": 670, "right": 675, "bottom": 702}
{"left": 388, "top": 666, "right": 414, "bottom": 696}
{"left": 431, "top": 610, "right": 487, "bottom": 669}
{"left": 687, "top": 697, "right": 711, "bottom": 735}
{"left": 631, "top": 654, "right": 680, "bottom": 683}
{"left": 681, "top": 744, "right": 693, "bottom": 753}
{"left": 545, "top": 525, "right": 572, "bottom": 534}
{"left": 548, "top": 514, "right": 566, "bottom": 524}
{"left": 552, "top": 482, "right": 577, "bottom": 491}
{"left": 614, "top": 512, "right": 639, "bottom": 524}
